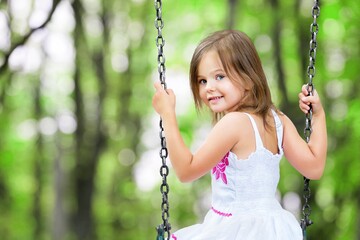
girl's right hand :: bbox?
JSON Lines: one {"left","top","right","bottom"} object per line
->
{"left": 298, "top": 84, "right": 324, "bottom": 116}
{"left": 152, "top": 81, "right": 176, "bottom": 117}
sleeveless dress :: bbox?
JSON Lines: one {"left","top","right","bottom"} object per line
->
{"left": 171, "top": 111, "right": 303, "bottom": 240}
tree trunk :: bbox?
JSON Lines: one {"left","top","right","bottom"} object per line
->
{"left": 227, "top": 0, "right": 239, "bottom": 29}
{"left": 71, "top": 1, "right": 108, "bottom": 238}
{"left": 52, "top": 134, "right": 68, "bottom": 240}
{"left": 269, "top": 0, "right": 289, "bottom": 108}
{"left": 32, "top": 77, "right": 44, "bottom": 240}
{"left": 294, "top": 0, "right": 309, "bottom": 84}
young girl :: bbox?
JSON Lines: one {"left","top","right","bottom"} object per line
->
{"left": 152, "top": 30, "right": 327, "bottom": 240}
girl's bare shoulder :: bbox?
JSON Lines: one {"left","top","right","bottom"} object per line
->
{"left": 218, "top": 112, "right": 252, "bottom": 125}
{"left": 275, "top": 110, "right": 292, "bottom": 126}
{"left": 214, "top": 112, "right": 253, "bottom": 134}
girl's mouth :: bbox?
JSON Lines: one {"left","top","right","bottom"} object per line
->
{"left": 208, "top": 96, "right": 223, "bottom": 103}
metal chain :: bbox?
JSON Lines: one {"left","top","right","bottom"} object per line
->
{"left": 154, "top": 1, "right": 171, "bottom": 239}
{"left": 301, "top": 0, "right": 320, "bottom": 238}
{"left": 155, "top": 0, "right": 167, "bottom": 89}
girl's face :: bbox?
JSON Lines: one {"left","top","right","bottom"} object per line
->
{"left": 197, "top": 50, "right": 244, "bottom": 114}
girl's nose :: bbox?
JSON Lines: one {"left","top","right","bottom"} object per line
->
{"left": 205, "top": 80, "right": 215, "bottom": 91}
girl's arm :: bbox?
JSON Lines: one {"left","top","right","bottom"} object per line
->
{"left": 152, "top": 82, "right": 244, "bottom": 182}
{"left": 282, "top": 85, "right": 327, "bottom": 180}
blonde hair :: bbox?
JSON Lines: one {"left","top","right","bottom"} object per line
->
{"left": 189, "top": 30, "right": 275, "bottom": 125}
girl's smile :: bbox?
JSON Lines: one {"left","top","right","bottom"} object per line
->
{"left": 208, "top": 96, "right": 223, "bottom": 104}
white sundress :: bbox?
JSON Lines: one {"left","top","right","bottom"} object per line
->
{"left": 171, "top": 111, "right": 303, "bottom": 240}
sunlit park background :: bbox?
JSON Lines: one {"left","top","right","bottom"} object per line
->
{"left": 0, "top": 0, "right": 359, "bottom": 239}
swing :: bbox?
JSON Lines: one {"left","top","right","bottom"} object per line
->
{"left": 300, "top": 1, "right": 320, "bottom": 239}
{"left": 153, "top": 1, "right": 320, "bottom": 239}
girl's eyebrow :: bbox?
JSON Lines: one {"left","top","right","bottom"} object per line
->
{"left": 208, "top": 68, "right": 223, "bottom": 74}
{"left": 197, "top": 68, "right": 224, "bottom": 79}
{"left": 197, "top": 74, "right": 205, "bottom": 80}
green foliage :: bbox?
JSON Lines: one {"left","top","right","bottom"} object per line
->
{"left": 0, "top": 0, "right": 359, "bottom": 239}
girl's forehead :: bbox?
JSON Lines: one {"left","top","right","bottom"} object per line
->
{"left": 198, "top": 50, "right": 223, "bottom": 69}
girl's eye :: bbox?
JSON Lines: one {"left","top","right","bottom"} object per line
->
{"left": 199, "top": 79, "right": 207, "bottom": 85}
{"left": 215, "top": 74, "right": 225, "bottom": 81}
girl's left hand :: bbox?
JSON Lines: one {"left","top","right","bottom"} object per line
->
{"left": 152, "top": 81, "right": 176, "bottom": 117}
{"left": 298, "top": 84, "right": 324, "bottom": 116}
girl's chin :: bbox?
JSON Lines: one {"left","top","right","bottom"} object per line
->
{"left": 210, "top": 108, "right": 226, "bottom": 113}
{"left": 210, "top": 109, "right": 235, "bottom": 114}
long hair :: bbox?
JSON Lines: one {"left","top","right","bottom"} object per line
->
{"left": 189, "top": 30, "right": 275, "bottom": 126}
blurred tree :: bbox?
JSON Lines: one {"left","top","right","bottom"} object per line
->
{"left": 0, "top": 0, "right": 359, "bottom": 240}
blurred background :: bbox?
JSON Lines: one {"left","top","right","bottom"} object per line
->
{"left": 0, "top": 0, "right": 359, "bottom": 239}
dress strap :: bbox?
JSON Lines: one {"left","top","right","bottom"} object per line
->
{"left": 271, "top": 109, "right": 283, "bottom": 151}
{"left": 243, "top": 113, "right": 263, "bottom": 149}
